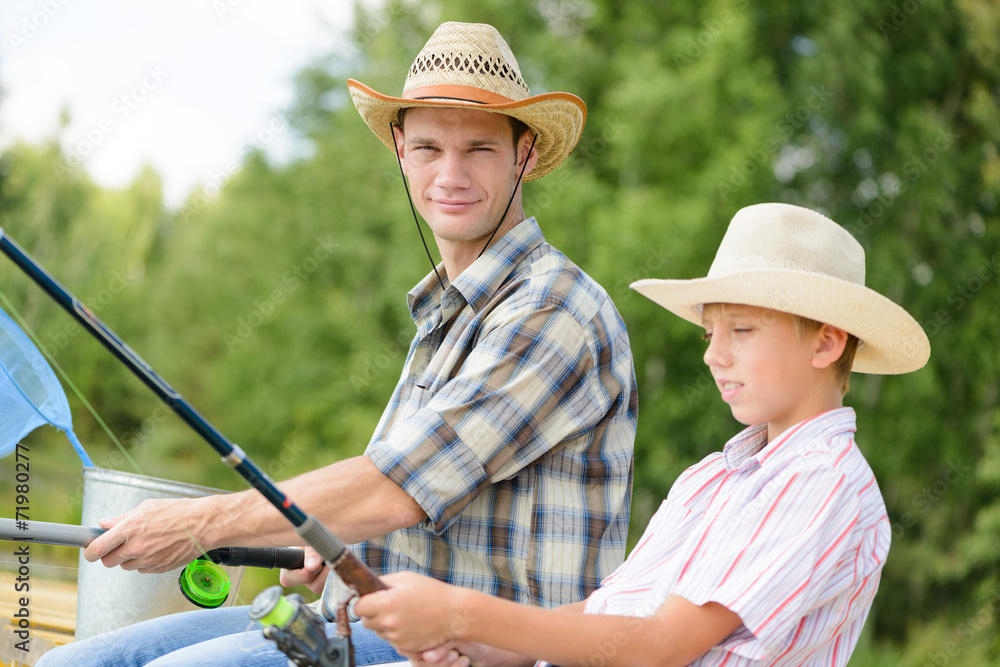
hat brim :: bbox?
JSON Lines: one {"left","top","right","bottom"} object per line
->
{"left": 347, "top": 79, "right": 586, "bottom": 181}
{"left": 631, "top": 270, "right": 930, "bottom": 375}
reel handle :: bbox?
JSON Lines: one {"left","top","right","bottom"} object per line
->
{"left": 206, "top": 546, "right": 306, "bottom": 570}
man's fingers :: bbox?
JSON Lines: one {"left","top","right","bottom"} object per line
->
{"left": 279, "top": 549, "right": 330, "bottom": 593}
{"left": 83, "top": 524, "right": 126, "bottom": 563}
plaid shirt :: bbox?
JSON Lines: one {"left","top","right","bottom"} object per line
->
{"left": 569, "top": 408, "right": 888, "bottom": 666}
{"left": 321, "top": 218, "right": 636, "bottom": 616}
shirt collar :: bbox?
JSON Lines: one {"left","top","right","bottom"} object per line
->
{"left": 406, "top": 218, "right": 546, "bottom": 331}
{"left": 721, "top": 407, "right": 858, "bottom": 471}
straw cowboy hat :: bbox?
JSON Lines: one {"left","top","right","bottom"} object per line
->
{"left": 347, "top": 21, "right": 586, "bottom": 181}
{"left": 630, "top": 203, "right": 930, "bottom": 375}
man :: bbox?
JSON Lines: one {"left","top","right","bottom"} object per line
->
{"left": 37, "top": 21, "right": 636, "bottom": 667}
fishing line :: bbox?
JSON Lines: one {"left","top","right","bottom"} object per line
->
{"left": 0, "top": 287, "right": 141, "bottom": 473}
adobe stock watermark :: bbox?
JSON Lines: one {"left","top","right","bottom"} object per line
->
{"left": 213, "top": 0, "right": 246, "bottom": 19}
{"left": 716, "top": 85, "right": 833, "bottom": 202}
{"left": 523, "top": 115, "right": 626, "bottom": 214}
{"left": 335, "top": 0, "right": 406, "bottom": 60}
{"left": 671, "top": 0, "right": 750, "bottom": 70}
{"left": 680, "top": 367, "right": 716, "bottom": 405}
{"left": 891, "top": 458, "right": 971, "bottom": 540}
{"left": 924, "top": 587, "right": 1000, "bottom": 667}
{"left": 7, "top": 0, "right": 73, "bottom": 54}
{"left": 349, "top": 328, "right": 414, "bottom": 394}
{"left": 537, "top": 0, "right": 595, "bottom": 37}
{"left": 58, "top": 430, "right": 153, "bottom": 513}
{"left": 913, "top": 252, "right": 998, "bottom": 341}
{"left": 261, "top": 438, "right": 307, "bottom": 481}
{"left": 877, "top": 0, "right": 929, "bottom": 40}
{"left": 179, "top": 111, "right": 290, "bottom": 223}
{"left": 54, "top": 65, "right": 169, "bottom": 181}
{"left": 223, "top": 236, "right": 337, "bottom": 351}
{"left": 847, "top": 126, "right": 959, "bottom": 238}
{"left": 614, "top": 245, "right": 672, "bottom": 296}
{"left": 41, "top": 268, "right": 136, "bottom": 359}
{"left": 581, "top": 581, "right": 671, "bottom": 667}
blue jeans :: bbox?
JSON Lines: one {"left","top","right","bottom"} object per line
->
{"left": 34, "top": 605, "right": 405, "bottom": 666}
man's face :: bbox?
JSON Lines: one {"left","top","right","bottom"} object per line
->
{"left": 392, "top": 107, "right": 533, "bottom": 253}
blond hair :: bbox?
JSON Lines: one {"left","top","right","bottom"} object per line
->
{"left": 790, "top": 314, "right": 859, "bottom": 396}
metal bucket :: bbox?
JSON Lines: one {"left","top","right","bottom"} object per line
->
{"left": 75, "top": 467, "right": 245, "bottom": 640}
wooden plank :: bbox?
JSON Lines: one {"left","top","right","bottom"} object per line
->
{"left": 0, "top": 573, "right": 76, "bottom": 666}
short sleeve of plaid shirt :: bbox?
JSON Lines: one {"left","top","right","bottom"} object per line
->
{"left": 336, "top": 219, "right": 637, "bottom": 610}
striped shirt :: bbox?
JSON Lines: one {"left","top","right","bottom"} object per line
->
{"left": 321, "top": 218, "right": 637, "bottom": 616}
{"left": 573, "top": 408, "right": 889, "bottom": 666}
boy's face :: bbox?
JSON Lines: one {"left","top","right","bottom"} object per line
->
{"left": 701, "top": 304, "right": 834, "bottom": 441}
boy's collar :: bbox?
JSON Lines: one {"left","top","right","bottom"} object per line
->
{"left": 722, "top": 407, "right": 858, "bottom": 471}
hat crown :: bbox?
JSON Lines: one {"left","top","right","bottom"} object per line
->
{"left": 708, "top": 203, "right": 866, "bottom": 285}
{"left": 403, "top": 22, "right": 531, "bottom": 102}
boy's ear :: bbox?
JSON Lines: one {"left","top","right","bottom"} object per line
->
{"left": 811, "top": 324, "right": 849, "bottom": 370}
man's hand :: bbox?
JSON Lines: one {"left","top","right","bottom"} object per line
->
{"left": 279, "top": 546, "right": 329, "bottom": 594}
{"left": 83, "top": 497, "right": 210, "bottom": 573}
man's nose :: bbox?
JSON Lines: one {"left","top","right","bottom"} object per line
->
{"left": 434, "top": 151, "right": 471, "bottom": 189}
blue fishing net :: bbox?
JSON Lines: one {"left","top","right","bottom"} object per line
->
{"left": 0, "top": 306, "right": 93, "bottom": 465}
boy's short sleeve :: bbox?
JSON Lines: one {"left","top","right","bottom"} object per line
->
{"left": 671, "top": 465, "right": 863, "bottom": 660}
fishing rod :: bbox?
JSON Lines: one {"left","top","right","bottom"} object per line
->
{"left": 0, "top": 517, "right": 305, "bottom": 608}
{"left": 0, "top": 229, "right": 384, "bottom": 666}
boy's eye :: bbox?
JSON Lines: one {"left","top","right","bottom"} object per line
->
{"left": 701, "top": 332, "right": 713, "bottom": 342}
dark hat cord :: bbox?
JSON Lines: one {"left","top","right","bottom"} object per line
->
{"left": 391, "top": 125, "right": 448, "bottom": 294}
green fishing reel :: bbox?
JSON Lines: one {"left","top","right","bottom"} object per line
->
{"left": 178, "top": 558, "right": 231, "bottom": 608}
{"left": 175, "top": 546, "right": 306, "bottom": 608}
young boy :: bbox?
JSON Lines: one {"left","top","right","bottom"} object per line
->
{"left": 354, "top": 203, "right": 930, "bottom": 666}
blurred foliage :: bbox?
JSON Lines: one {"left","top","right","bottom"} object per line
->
{"left": 1, "top": 0, "right": 999, "bottom": 663}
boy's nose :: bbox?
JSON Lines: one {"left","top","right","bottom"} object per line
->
{"left": 703, "top": 335, "right": 731, "bottom": 368}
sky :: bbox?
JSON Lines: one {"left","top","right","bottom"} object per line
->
{"left": 1, "top": 0, "right": 363, "bottom": 207}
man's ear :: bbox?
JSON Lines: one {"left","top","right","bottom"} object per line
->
{"left": 812, "top": 324, "right": 849, "bottom": 370}
{"left": 392, "top": 124, "right": 407, "bottom": 174}
{"left": 517, "top": 132, "right": 540, "bottom": 175}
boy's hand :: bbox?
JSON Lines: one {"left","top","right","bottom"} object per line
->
{"left": 355, "top": 571, "right": 468, "bottom": 653}
{"left": 414, "top": 640, "right": 506, "bottom": 667}
{"left": 278, "top": 546, "right": 329, "bottom": 594}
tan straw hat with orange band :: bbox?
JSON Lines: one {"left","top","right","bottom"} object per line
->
{"left": 347, "top": 22, "right": 586, "bottom": 181}
{"left": 631, "top": 203, "right": 931, "bottom": 375}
